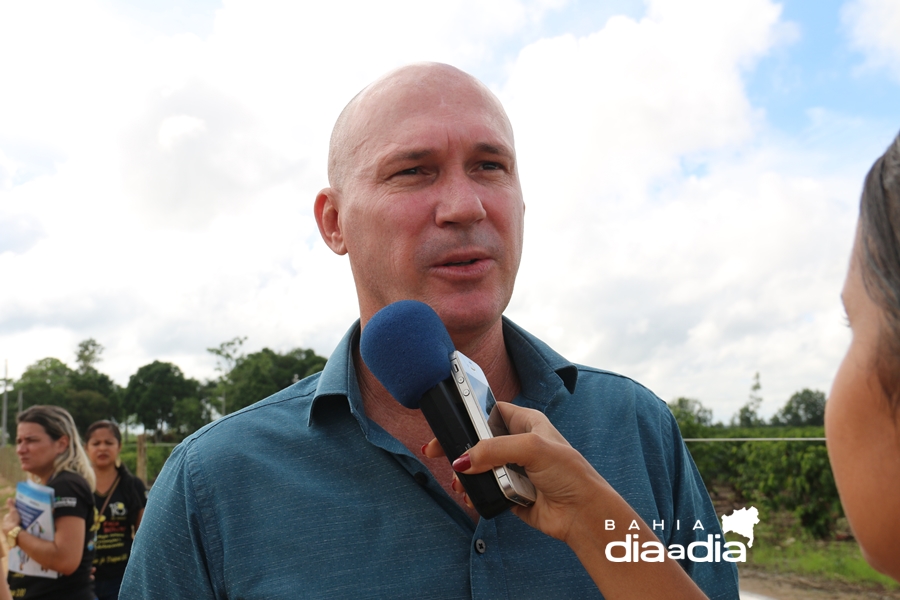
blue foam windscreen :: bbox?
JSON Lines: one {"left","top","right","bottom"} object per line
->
{"left": 360, "top": 300, "right": 455, "bottom": 409}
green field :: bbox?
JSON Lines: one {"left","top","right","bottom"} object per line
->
{"left": 727, "top": 507, "right": 899, "bottom": 590}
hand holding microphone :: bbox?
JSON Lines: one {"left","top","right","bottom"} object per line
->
{"left": 362, "top": 300, "right": 708, "bottom": 598}
{"left": 425, "top": 401, "right": 612, "bottom": 545}
{"left": 360, "top": 300, "right": 536, "bottom": 518}
{"left": 424, "top": 392, "right": 710, "bottom": 599}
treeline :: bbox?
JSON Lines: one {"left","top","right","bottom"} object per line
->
{"left": 668, "top": 373, "right": 826, "bottom": 437}
{"left": 6, "top": 342, "right": 840, "bottom": 537}
{"left": 667, "top": 377, "right": 836, "bottom": 539}
{"left": 2, "top": 337, "right": 326, "bottom": 443}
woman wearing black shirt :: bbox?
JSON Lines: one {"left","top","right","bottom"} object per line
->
{"left": 1, "top": 406, "right": 96, "bottom": 600}
{"left": 85, "top": 420, "right": 147, "bottom": 600}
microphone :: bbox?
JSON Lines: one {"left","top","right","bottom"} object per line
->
{"left": 361, "top": 300, "right": 535, "bottom": 519}
{"left": 359, "top": 300, "right": 454, "bottom": 410}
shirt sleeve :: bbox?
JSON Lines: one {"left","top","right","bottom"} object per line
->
{"left": 132, "top": 474, "right": 149, "bottom": 508}
{"left": 121, "top": 442, "right": 220, "bottom": 600}
{"left": 51, "top": 474, "right": 92, "bottom": 520}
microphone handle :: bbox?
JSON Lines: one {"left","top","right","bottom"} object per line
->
{"left": 419, "top": 378, "right": 514, "bottom": 519}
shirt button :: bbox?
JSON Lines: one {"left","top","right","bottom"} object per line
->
{"left": 475, "top": 539, "right": 486, "bottom": 554}
{"left": 413, "top": 472, "right": 428, "bottom": 486}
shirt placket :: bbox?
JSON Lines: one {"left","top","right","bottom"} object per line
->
{"left": 470, "top": 517, "right": 511, "bottom": 600}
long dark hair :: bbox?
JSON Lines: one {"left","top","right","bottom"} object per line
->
{"left": 86, "top": 420, "right": 144, "bottom": 521}
{"left": 858, "top": 131, "right": 900, "bottom": 414}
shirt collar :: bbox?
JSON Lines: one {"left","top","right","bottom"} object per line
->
{"left": 308, "top": 320, "right": 363, "bottom": 427}
{"left": 501, "top": 317, "right": 578, "bottom": 404}
{"left": 308, "top": 316, "right": 579, "bottom": 426}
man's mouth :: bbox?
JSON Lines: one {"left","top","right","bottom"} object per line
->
{"left": 444, "top": 259, "right": 479, "bottom": 267}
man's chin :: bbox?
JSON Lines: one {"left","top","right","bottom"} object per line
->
{"left": 429, "top": 298, "right": 507, "bottom": 341}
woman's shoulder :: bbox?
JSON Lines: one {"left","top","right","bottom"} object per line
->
{"left": 118, "top": 467, "right": 147, "bottom": 491}
{"left": 50, "top": 470, "right": 92, "bottom": 497}
{"left": 118, "top": 467, "right": 149, "bottom": 508}
{"left": 49, "top": 471, "right": 95, "bottom": 519}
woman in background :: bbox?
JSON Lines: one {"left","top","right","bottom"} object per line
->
{"left": 86, "top": 420, "right": 147, "bottom": 600}
{"left": 435, "top": 132, "right": 900, "bottom": 588}
{"left": 1, "top": 405, "right": 96, "bottom": 600}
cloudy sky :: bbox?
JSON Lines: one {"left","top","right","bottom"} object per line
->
{"left": 1, "top": 0, "right": 899, "bottom": 422}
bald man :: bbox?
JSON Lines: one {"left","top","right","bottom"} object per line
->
{"left": 122, "top": 64, "right": 739, "bottom": 599}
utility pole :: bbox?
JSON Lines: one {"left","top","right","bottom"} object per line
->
{"left": 2, "top": 359, "right": 8, "bottom": 448}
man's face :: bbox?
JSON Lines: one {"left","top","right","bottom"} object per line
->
{"left": 319, "top": 70, "right": 525, "bottom": 339}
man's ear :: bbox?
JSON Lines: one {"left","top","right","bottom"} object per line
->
{"left": 315, "top": 188, "right": 348, "bottom": 255}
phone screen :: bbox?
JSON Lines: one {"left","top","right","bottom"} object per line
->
{"left": 457, "top": 353, "right": 528, "bottom": 477}
{"left": 453, "top": 351, "right": 535, "bottom": 505}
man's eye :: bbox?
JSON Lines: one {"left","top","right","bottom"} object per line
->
{"left": 396, "top": 167, "right": 420, "bottom": 176}
{"left": 481, "top": 162, "right": 502, "bottom": 171}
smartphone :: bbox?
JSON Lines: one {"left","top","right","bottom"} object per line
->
{"left": 450, "top": 350, "right": 537, "bottom": 507}
{"left": 418, "top": 348, "right": 536, "bottom": 518}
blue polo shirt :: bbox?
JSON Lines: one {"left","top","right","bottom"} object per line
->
{"left": 122, "top": 319, "right": 738, "bottom": 599}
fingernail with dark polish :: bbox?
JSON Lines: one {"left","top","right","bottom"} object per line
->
{"left": 452, "top": 454, "right": 471, "bottom": 472}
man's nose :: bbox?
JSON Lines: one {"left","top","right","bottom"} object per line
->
{"left": 434, "top": 171, "right": 487, "bottom": 227}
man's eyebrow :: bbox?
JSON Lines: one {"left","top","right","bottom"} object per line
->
{"left": 380, "top": 143, "right": 514, "bottom": 166}
{"left": 382, "top": 149, "right": 434, "bottom": 165}
{"left": 474, "top": 142, "right": 514, "bottom": 159}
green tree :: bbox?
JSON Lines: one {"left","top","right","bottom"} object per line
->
{"left": 13, "top": 353, "right": 121, "bottom": 435}
{"left": 732, "top": 372, "right": 765, "bottom": 427}
{"left": 228, "top": 347, "right": 327, "bottom": 413}
{"left": 732, "top": 439, "right": 840, "bottom": 537}
{"left": 15, "top": 357, "right": 73, "bottom": 406}
{"left": 215, "top": 345, "right": 327, "bottom": 414}
{"left": 64, "top": 389, "right": 117, "bottom": 433}
{"left": 124, "top": 361, "right": 197, "bottom": 439}
{"left": 207, "top": 336, "right": 247, "bottom": 416}
{"left": 10, "top": 357, "right": 73, "bottom": 441}
{"left": 207, "top": 337, "right": 247, "bottom": 378}
{"left": 771, "top": 388, "right": 826, "bottom": 427}
{"left": 75, "top": 338, "right": 104, "bottom": 373}
{"left": 667, "top": 397, "right": 714, "bottom": 438}
{"left": 172, "top": 396, "right": 212, "bottom": 436}
{"left": 70, "top": 338, "right": 122, "bottom": 424}
{"left": 69, "top": 369, "right": 121, "bottom": 421}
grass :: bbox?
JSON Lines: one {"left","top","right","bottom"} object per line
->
{"left": 119, "top": 443, "right": 176, "bottom": 485}
{"left": 733, "top": 509, "right": 899, "bottom": 590}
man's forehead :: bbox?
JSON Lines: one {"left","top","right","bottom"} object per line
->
{"left": 329, "top": 63, "right": 514, "bottom": 186}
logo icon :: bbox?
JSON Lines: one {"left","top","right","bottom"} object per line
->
{"left": 721, "top": 506, "right": 760, "bottom": 548}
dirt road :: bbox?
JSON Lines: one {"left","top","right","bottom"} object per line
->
{"left": 740, "top": 569, "right": 900, "bottom": 600}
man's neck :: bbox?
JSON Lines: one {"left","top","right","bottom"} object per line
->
{"left": 354, "top": 318, "right": 520, "bottom": 522}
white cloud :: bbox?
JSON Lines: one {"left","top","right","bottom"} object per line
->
{"left": 158, "top": 115, "right": 208, "bottom": 151}
{"left": 843, "top": 0, "right": 900, "bottom": 81}
{"left": 502, "top": 0, "right": 863, "bottom": 420}
{"left": 0, "top": 0, "right": 883, "bottom": 424}
{"left": 0, "top": 0, "right": 549, "bottom": 386}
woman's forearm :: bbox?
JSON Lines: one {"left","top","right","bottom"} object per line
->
{"left": 562, "top": 482, "right": 707, "bottom": 600}
{"left": 15, "top": 532, "right": 79, "bottom": 575}
{"left": 13, "top": 516, "right": 84, "bottom": 576}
